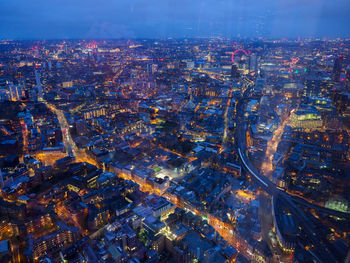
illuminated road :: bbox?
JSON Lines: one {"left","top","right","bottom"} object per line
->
{"left": 107, "top": 76, "right": 255, "bottom": 260}
{"left": 162, "top": 191, "right": 251, "bottom": 259}
{"left": 235, "top": 85, "right": 341, "bottom": 262}
{"left": 261, "top": 115, "right": 291, "bottom": 179}
{"left": 45, "top": 102, "right": 99, "bottom": 167}
{"left": 158, "top": 145, "right": 197, "bottom": 162}
{"left": 222, "top": 89, "right": 233, "bottom": 145}
{"left": 113, "top": 170, "right": 251, "bottom": 259}
{"left": 235, "top": 88, "right": 350, "bottom": 221}
{"left": 19, "top": 118, "right": 28, "bottom": 156}
{"left": 41, "top": 77, "right": 346, "bottom": 263}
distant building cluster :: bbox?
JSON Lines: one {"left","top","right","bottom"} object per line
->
{"left": 0, "top": 38, "right": 349, "bottom": 262}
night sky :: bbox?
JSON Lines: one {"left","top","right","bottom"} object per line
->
{"left": 1, "top": 0, "right": 350, "bottom": 39}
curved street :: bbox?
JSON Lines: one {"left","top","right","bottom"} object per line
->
{"left": 234, "top": 82, "right": 342, "bottom": 262}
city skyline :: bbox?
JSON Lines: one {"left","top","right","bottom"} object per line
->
{"left": 0, "top": 1, "right": 350, "bottom": 262}
{"left": 0, "top": 38, "right": 349, "bottom": 262}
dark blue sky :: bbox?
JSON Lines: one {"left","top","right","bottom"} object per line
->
{"left": 1, "top": 0, "right": 350, "bottom": 39}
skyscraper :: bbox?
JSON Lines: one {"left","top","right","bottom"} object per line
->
{"left": 249, "top": 53, "right": 258, "bottom": 73}
{"left": 8, "top": 83, "right": 21, "bottom": 101}
{"left": 332, "top": 56, "right": 343, "bottom": 82}
{"left": 35, "top": 70, "right": 43, "bottom": 100}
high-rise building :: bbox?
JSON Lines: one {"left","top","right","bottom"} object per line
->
{"left": 249, "top": 53, "right": 258, "bottom": 73}
{"left": 29, "top": 87, "right": 38, "bottom": 102}
{"left": 8, "top": 84, "right": 21, "bottom": 101}
{"left": 35, "top": 70, "right": 43, "bottom": 100}
{"left": 332, "top": 56, "right": 343, "bottom": 82}
{"left": 303, "top": 78, "right": 333, "bottom": 97}
{"left": 254, "top": 77, "right": 266, "bottom": 93}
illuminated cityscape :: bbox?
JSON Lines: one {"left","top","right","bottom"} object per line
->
{"left": 0, "top": 1, "right": 350, "bottom": 263}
